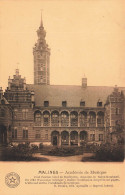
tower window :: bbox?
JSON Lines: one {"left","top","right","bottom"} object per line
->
{"left": 62, "top": 101, "right": 67, "bottom": 107}
{"left": 116, "top": 108, "right": 119, "bottom": 115}
{"left": 44, "top": 101, "right": 49, "bottom": 107}
{"left": 22, "top": 109, "right": 28, "bottom": 119}
{"left": 80, "top": 101, "right": 85, "bottom": 107}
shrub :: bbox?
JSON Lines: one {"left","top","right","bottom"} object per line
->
{"left": 95, "top": 143, "right": 124, "bottom": 162}
{"left": 47, "top": 147, "right": 83, "bottom": 156}
{"left": 31, "top": 144, "right": 39, "bottom": 151}
{"left": 2, "top": 142, "right": 38, "bottom": 161}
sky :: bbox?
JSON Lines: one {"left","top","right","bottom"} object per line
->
{"left": 0, "top": 0, "right": 125, "bottom": 91}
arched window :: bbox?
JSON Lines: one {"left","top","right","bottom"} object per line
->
{"left": 51, "top": 111, "right": 59, "bottom": 126}
{"left": 79, "top": 112, "right": 87, "bottom": 127}
{"left": 34, "top": 111, "right": 41, "bottom": 126}
{"left": 70, "top": 111, "right": 78, "bottom": 126}
{"left": 61, "top": 111, "right": 69, "bottom": 126}
{"left": 97, "top": 112, "right": 104, "bottom": 127}
{"left": 23, "top": 127, "right": 28, "bottom": 138}
{"left": 43, "top": 111, "right": 50, "bottom": 126}
{"left": 89, "top": 112, "right": 96, "bottom": 127}
{"left": 70, "top": 131, "right": 78, "bottom": 145}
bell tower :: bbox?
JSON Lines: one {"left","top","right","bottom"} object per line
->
{"left": 33, "top": 13, "right": 50, "bottom": 85}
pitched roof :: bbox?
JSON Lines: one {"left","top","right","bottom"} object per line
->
{"left": 27, "top": 84, "right": 125, "bottom": 108}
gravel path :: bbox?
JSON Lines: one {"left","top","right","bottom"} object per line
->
{"left": 33, "top": 153, "right": 95, "bottom": 161}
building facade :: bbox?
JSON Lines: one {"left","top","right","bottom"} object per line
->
{"left": 0, "top": 18, "right": 124, "bottom": 147}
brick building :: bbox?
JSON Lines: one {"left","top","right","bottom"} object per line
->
{"left": 0, "top": 17, "right": 124, "bottom": 146}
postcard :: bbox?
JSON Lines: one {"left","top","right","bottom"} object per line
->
{"left": 0, "top": 0, "right": 124, "bottom": 194}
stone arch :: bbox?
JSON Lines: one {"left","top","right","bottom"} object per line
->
{"left": 61, "top": 111, "right": 69, "bottom": 127}
{"left": 34, "top": 110, "right": 41, "bottom": 126}
{"left": 79, "top": 111, "right": 87, "bottom": 127}
{"left": 43, "top": 111, "right": 50, "bottom": 126}
{"left": 60, "top": 110, "right": 70, "bottom": 115}
{"left": 70, "top": 111, "right": 78, "bottom": 127}
{"left": 89, "top": 111, "right": 96, "bottom": 127}
{"left": 80, "top": 130, "right": 88, "bottom": 142}
{"left": 51, "top": 110, "right": 59, "bottom": 127}
{"left": 70, "top": 131, "right": 78, "bottom": 145}
{"left": 61, "top": 131, "right": 69, "bottom": 145}
{"left": 42, "top": 110, "right": 51, "bottom": 114}
{"left": 51, "top": 131, "right": 59, "bottom": 146}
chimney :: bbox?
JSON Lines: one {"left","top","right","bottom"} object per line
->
{"left": 82, "top": 76, "right": 87, "bottom": 88}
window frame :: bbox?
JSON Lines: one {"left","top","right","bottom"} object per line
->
{"left": 44, "top": 101, "right": 49, "bottom": 107}
{"left": 62, "top": 101, "right": 67, "bottom": 107}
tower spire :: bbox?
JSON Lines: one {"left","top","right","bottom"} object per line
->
{"left": 33, "top": 13, "right": 50, "bottom": 85}
{"left": 40, "top": 10, "right": 43, "bottom": 27}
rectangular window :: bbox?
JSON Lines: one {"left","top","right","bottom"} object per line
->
{"left": 116, "top": 108, "right": 120, "bottom": 115}
{"left": 97, "top": 118, "right": 101, "bottom": 124}
{"left": 14, "top": 109, "right": 18, "bottom": 119}
{"left": 99, "top": 134, "right": 103, "bottom": 141}
{"left": 80, "top": 101, "right": 85, "bottom": 107}
{"left": 23, "top": 129, "right": 28, "bottom": 138}
{"left": 90, "top": 134, "right": 95, "bottom": 141}
{"left": 12, "top": 129, "right": 17, "bottom": 139}
{"left": 44, "top": 101, "right": 49, "bottom": 107}
{"left": 62, "top": 101, "right": 67, "bottom": 107}
{"left": 97, "top": 102, "right": 102, "bottom": 107}
{"left": 22, "top": 109, "right": 28, "bottom": 120}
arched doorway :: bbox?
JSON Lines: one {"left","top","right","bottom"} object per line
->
{"left": 51, "top": 131, "right": 59, "bottom": 146}
{"left": 70, "top": 131, "right": 78, "bottom": 145}
{"left": 61, "top": 131, "right": 69, "bottom": 146}
{"left": 80, "top": 131, "right": 88, "bottom": 145}
{"left": 0, "top": 125, "right": 7, "bottom": 144}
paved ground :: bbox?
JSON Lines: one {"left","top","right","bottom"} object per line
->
{"left": 33, "top": 153, "right": 95, "bottom": 161}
